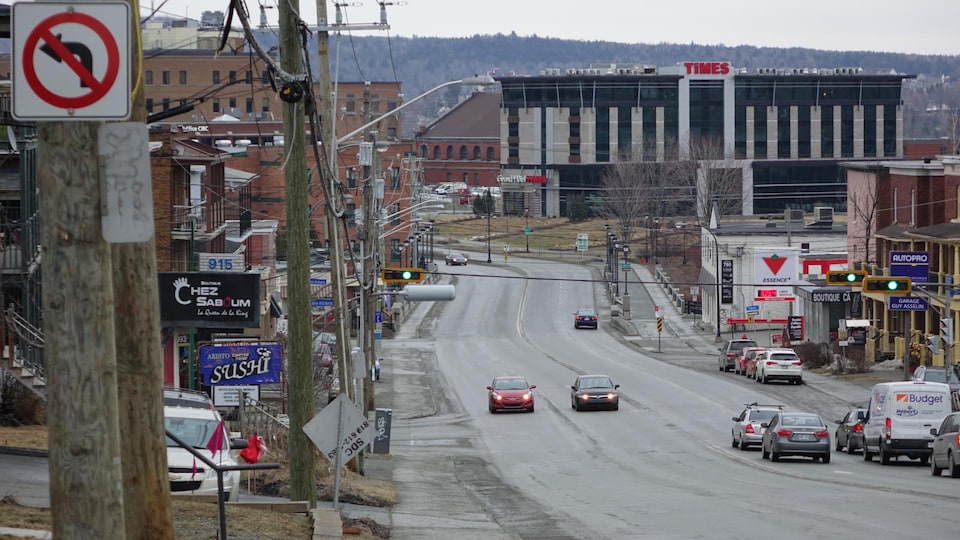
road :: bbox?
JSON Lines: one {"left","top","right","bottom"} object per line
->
{"left": 384, "top": 252, "right": 959, "bottom": 539}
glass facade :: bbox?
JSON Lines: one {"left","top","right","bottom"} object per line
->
{"left": 753, "top": 162, "right": 846, "bottom": 214}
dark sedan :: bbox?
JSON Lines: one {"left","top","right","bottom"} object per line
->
{"left": 761, "top": 411, "right": 831, "bottom": 463}
{"left": 570, "top": 374, "right": 619, "bottom": 411}
{"left": 835, "top": 408, "right": 867, "bottom": 454}
{"left": 445, "top": 252, "right": 468, "bottom": 266}
{"left": 574, "top": 309, "right": 598, "bottom": 329}
{"left": 486, "top": 376, "right": 536, "bottom": 413}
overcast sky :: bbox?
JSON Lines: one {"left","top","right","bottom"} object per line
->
{"left": 141, "top": 0, "right": 960, "bottom": 56}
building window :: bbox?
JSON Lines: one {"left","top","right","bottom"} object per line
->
{"left": 420, "top": 145, "right": 428, "bottom": 158}
{"left": 883, "top": 105, "right": 897, "bottom": 157}
{"left": 347, "top": 203, "right": 356, "bottom": 227}
{"left": 797, "top": 106, "right": 811, "bottom": 158}
{"left": 474, "top": 173, "right": 479, "bottom": 185}
{"left": 391, "top": 203, "right": 401, "bottom": 226}
{"left": 229, "top": 97, "right": 237, "bottom": 109}
{"left": 162, "top": 98, "right": 170, "bottom": 111}
{"left": 245, "top": 71, "right": 252, "bottom": 84}
{"left": 371, "top": 94, "right": 380, "bottom": 113}
{"left": 229, "top": 71, "right": 237, "bottom": 83}
{"left": 162, "top": 71, "right": 170, "bottom": 85}
{"left": 446, "top": 146, "right": 454, "bottom": 160}
{"left": 261, "top": 97, "right": 270, "bottom": 112}
{"left": 390, "top": 167, "right": 401, "bottom": 190}
{"left": 145, "top": 70, "right": 153, "bottom": 85}
{"left": 346, "top": 168, "right": 357, "bottom": 189}
{"left": 212, "top": 98, "right": 220, "bottom": 112}
{"left": 840, "top": 105, "right": 854, "bottom": 157}
{"left": 245, "top": 98, "right": 253, "bottom": 113}
{"left": 145, "top": 98, "right": 153, "bottom": 112}
{"left": 617, "top": 106, "right": 632, "bottom": 159}
{"left": 179, "top": 70, "right": 187, "bottom": 85}
{"left": 262, "top": 72, "right": 271, "bottom": 86}
{"left": 821, "top": 106, "right": 834, "bottom": 158}
{"left": 390, "top": 239, "right": 401, "bottom": 262}
{"left": 459, "top": 146, "right": 468, "bottom": 160}
{"left": 596, "top": 107, "right": 610, "bottom": 162}
{"left": 346, "top": 95, "right": 355, "bottom": 113}
{"left": 777, "top": 107, "right": 790, "bottom": 159}
{"left": 387, "top": 127, "right": 397, "bottom": 139}
{"left": 487, "top": 147, "right": 495, "bottom": 161}
{"left": 462, "top": 173, "right": 468, "bottom": 183}
{"left": 863, "top": 105, "right": 877, "bottom": 157}
{"left": 473, "top": 146, "right": 481, "bottom": 160}
{"left": 212, "top": 70, "right": 220, "bottom": 84}
{"left": 433, "top": 146, "right": 440, "bottom": 160}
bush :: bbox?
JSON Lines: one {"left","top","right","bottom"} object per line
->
{"left": 792, "top": 341, "right": 833, "bottom": 369}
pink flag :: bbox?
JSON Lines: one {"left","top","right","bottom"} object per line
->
{"left": 205, "top": 419, "right": 226, "bottom": 457}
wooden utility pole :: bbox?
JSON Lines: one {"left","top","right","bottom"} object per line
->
{"left": 38, "top": 114, "right": 127, "bottom": 538}
{"left": 279, "top": 0, "right": 317, "bottom": 506}
{"left": 113, "top": 3, "right": 175, "bottom": 537}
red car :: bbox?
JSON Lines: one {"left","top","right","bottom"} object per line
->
{"left": 736, "top": 347, "right": 767, "bottom": 376}
{"left": 486, "top": 376, "right": 536, "bottom": 413}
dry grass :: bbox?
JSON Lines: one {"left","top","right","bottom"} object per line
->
{"left": 0, "top": 425, "right": 47, "bottom": 450}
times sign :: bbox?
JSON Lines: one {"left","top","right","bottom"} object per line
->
{"left": 721, "top": 259, "right": 733, "bottom": 304}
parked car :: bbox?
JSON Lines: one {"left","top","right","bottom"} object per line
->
{"left": 731, "top": 402, "right": 782, "bottom": 450}
{"left": 570, "top": 374, "right": 619, "bottom": 411}
{"left": 835, "top": 408, "right": 867, "bottom": 454}
{"left": 930, "top": 412, "right": 960, "bottom": 477}
{"left": 574, "top": 308, "right": 599, "bottom": 329}
{"left": 445, "top": 252, "right": 468, "bottom": 266}
{"left": 912, "top": 365, "right": 960, "bottom": 393}
{"left": 862, "top": 381, "right": 952, "bottom": 465}
{"left": 719, "top": 336, "right": 758, "bottom": 372}
{"left": 486, "top": 376, "right": 536, "bottom": 413}
{"left": 755, "top": 348, "right": 803, "bottom": 385}
{"left": 743, "top": 348, "right": 768, "bottom": 379}
{"left": 761, "top": 411, "right": 831, "bottom": 463}
{"left": 165, "top": 398, "right": 246, "bottom": 501}
{"left": 735, "top": 346, "right": 766, "bottom": 376}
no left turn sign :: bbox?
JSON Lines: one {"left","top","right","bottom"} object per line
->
{"left": 12, "top": 2, "right": 130, "bottom": 121}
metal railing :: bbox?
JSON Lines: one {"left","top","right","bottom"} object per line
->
{"left": 165, "top": 429, "right": 279, "bottom": 540}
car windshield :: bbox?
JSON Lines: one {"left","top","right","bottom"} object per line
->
{"left": 770, "top": 353, "right": 798, "bottom": 361}
{"left": 165, "top": 416, "right": 225, "bottom": 449}
{"left": 494, "top": 379, "right": 528, "bottom": 390}
{"left": 450, "top": 253, "right": 464, "bottom": 258}
{"left": 578, "top": 310, "right": 596, "bottom": 317}
{"left": 580, "top": 377, "right": 612, "bottom": 389}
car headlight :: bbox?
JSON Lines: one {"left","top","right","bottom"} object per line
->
{"left": 492, "top": 392, "right": 502, "bottom": 401}
{"left": 522, "top": 392, "right": 531, "bottom": 400}
{"left": 579, "top": 393, "right": 589, "bottom": 400}
{"left": 606, "top": 393, "right": 616, "bottom": 400}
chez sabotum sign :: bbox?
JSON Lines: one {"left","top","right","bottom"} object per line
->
{"left": 199, "top": 342, "right": 282, "bottom": 385}
{"left": 159, "top": 272, "right": 260, "bottom": 328}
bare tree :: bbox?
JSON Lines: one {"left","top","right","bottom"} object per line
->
{"left": 671, "top": 136, "right": 745, "bottom": 225}
{"left": 598, "top": 146, "right": 670, "bottom": 240}
{"left": 847, "top": 171, "right": 881, "bottom": 264}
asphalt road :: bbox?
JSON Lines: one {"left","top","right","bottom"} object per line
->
{"left": 379, "top": 251, "right": 960, "bottom": 539}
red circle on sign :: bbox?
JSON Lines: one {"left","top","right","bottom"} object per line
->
{"left": 21, "top": 12, "right": 120, "bottom": 110}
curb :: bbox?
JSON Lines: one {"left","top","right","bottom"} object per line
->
{"left": 0, "top": 446, "right": 48, "bottom": 458}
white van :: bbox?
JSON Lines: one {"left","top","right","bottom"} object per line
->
{"left": 862, "top": 381, "right": 952, "bottom": 465}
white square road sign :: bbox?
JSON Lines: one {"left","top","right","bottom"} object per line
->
{"left": 12, "top": 2, "right": 130, "bottom": 121}
{"left": 303, "top": 394, "right": 374, "bottom": 465}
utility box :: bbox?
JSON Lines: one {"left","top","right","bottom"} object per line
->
{"left": 372, "top": 408, "right": 392, "bottom": 454}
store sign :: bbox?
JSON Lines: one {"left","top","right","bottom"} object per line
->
{"left": 199, "top": 342, "right": 282, "bottom": 385}
{"left": 159, "top": 272, "right": 261, "bottom": 328}
{"left": 721, "top": 259, "right": 733, "bottom": 304}
{"left": 787, "top": 315, "right": 804, "bottom": 341}
{"left": 754, "top": 248, "right": 800, "bottom": 286}
{"left": 888, "top": 296, "right": 929, "bottom": 311}
{"left": 890, "top": 251, "right": 929, "bottom": 284}
{"left": 812, "top": 290, "right": 860, "bottom": 304}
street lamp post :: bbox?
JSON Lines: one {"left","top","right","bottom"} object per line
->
{"left": 622, "top": 244, "right": 630, "bottom": 295}
{"left": 682, "top": 225, "right": 687, "bottom": 265}
{"left": 524, "top": 207, "right": 530, "bottom": 253}
{"left": 613, "top": 239, "right": 620, "bottom": 296}
{"left": 644, "top": 215, "right": 649, "bottom": 261}
{"left": 486, "top": 189, "right": 493, "bottom": 263}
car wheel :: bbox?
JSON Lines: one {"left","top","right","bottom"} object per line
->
{"left": 932, "top": 454, "right": 943, "bottom": 476}
{"left": 528, "top": 405, "right": 535, "bottom": 413}
{"left": 821, "top": 453, "right": 830, "bottom": 464}
{"left": 847, "top": 439, "right": 857, "bottom": 455}
{"left": 879, "top": 444, "right": 891, "bottom": 465}
{"left": 739, "top": 441, "right": 750, "bottom": 452}
{"left": 949, "top": 452, "right": 960, "bottom": 478}
{"left": 572, "top": 401, "right": 579, "bottom": 411}
{"left": 835, "top": 433, "right": 843, "bottom": 451}
{"left": 760, "top": 372, "right": 767, "bottom": 384}
{"left": 771, "top": 445, "right": 781, "bottom": 462}
{"left": 863, "top": 442, "right": 873, "bottom": 462}
{"left": 762, "top": 444, "right": 769, "bottom": 460}
{"left": 719, "top": 363, "right": 724, "bottom": 372}
{"left": 489, "top": 404, "right": 495, "bottom": 413}
{"left": 732, "top": 435, "right": 739, "bottom": 448}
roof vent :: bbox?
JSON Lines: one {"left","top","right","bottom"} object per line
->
{"left": 805, "top": 207, "right": 834, "bottom": 229}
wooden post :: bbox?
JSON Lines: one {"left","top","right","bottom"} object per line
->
{"left": 279, "top": 0, "right": 317, "bottom": 506}
{"left": 112, "top": 3, "right": 175, "bottom": 537}
{"left": 38, "top": 122, "right": 126, "bottom": 536}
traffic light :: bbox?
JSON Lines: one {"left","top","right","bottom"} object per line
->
{"left": 927, "top": 335, "right": 942, "bottom": 355}
{"left": 862, "top": 276, "right": 911, "bottom": 294}
{"left": 381, "top": 268, "right": 424, "bottom": 284}
{"left": 942, "top": 318, "right": 954, "bottom": 347}
{"left": 825, "top": 270, "right": 866, "bottom": 285}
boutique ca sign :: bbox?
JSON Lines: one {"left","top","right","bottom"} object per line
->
{"left": 158, "top": 272, "right": 260, "bottom": 328}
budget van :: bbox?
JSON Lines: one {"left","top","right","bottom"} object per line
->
{"left": 862, "top": 381, "right": 952, "bottom": 465}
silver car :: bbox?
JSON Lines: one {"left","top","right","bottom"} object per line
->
{"left": 930, "top": 412, "right": 960, "bottom": 478}
{"left": 731, "top": 403, "right": 782, "bottom": 450}
{"left": 761, "top": 411, "right": 831, "bottom": 463}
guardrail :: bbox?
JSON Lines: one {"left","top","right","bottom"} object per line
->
{"left": 166, "top": 429, "right": 279, "bottom": 540}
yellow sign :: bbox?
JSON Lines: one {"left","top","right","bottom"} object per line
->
{"left": 656, "top": 317, "right": 663, "bottom": 333}
{"left": 747, "top": 315, "right": 755, "bottom": 323}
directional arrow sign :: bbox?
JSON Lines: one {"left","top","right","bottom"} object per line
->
{"left": 40, "top": 34, "right": 93, "bottom": 88}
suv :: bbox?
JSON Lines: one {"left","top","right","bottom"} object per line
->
{"left": 755, "top": 348, "right": 803, "bottom": 385}
{"left": 930, "top": 412, "right": 960, "bottom": 477}
{"left": 719, "top": 336, "right": 758, "bottom": 372}
{"left": 912, "top": 365, "right": 960, "bottom": 393}
{"left": 164, "top": 391, "right": 245, "bottom": 502}
{"left": 731, "top": 402, "right": 783, "bottom": 450}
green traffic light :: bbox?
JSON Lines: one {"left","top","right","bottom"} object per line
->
{"left": 887, "top": 280, "right": 900, "bottom": 290}
{"left": 401, "top": 270, "right": 413, "bottom": 280}
{"left": 844, "top": 273, "right": 858, "bottom": 282}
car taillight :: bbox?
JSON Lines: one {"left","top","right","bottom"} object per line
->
{"left": 766, "top": 361, "right": 777, "bottom": 365}
{"left": 726, "top": 353, "right": 736, "bottom": 358}
{"left": 792, "top": 361, "right": 803, "bottom": 366}
{"left": 956, "top": 433, "right": 960, "bottom": 446}
{"left": 885, "top": 417, "right": 892, "bottom": 440}
{"left": 776, "top": 429, "right": 793, "bottom": 437}
{"left": 814, "top": 430, "right": 829, "bottom": 438}
{"left": 592, "top": 316, "right": 597, "bottom": 321}
{"left": 745, "top": 424, "right": 755, "bottom": 434}
{"left": 853, "top": 423, "right": 863, "bottom": 433}
{"left": 576, "top": 316, "right": 582, "bottom": 320}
